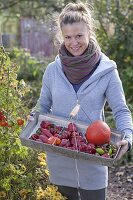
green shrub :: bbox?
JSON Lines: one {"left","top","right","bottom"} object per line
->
{"left": 9, "top": 48, "right": 54, "bottom": 108}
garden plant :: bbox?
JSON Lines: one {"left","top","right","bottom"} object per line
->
{"left": 0, "top": 46, "right": 66, "bottom": 200}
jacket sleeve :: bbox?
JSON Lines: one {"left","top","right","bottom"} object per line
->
{"left": 105, "top": 69, "right": 133, "bottom": 149}
{"left": 32, "top": 65, "right": 52, "bottom": 114}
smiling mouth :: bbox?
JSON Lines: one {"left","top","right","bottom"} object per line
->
{"left": 71, "top": 47, "right": 80, "bottom": 51}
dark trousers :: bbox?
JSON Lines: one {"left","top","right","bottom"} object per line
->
{"left": 57, "top": 185, "right": 106, "bottom": 200}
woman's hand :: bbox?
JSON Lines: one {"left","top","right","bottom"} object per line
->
{"left": 27, "top": 114, "right": 34, "bottom": 121}
{"left": 116, "top": 140, "right": 129, "bottom": 160}
{"left": 27, "top": 111, "right": 40, "bottom": 122}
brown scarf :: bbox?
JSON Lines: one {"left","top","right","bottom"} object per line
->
{"left": 59, "top": 40, "right": 101, "bottom": 84}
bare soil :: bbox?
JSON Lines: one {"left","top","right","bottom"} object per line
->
{"left": 107, "top": 164, "right": 133, "bottom": 200}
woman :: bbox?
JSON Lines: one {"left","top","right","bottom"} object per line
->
{"left": 31, "top": 2, "right": 133, "bottom": 200}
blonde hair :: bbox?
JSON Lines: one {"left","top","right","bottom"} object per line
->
{"left": 54, "top": 2, "right": 98, "bottom": 48}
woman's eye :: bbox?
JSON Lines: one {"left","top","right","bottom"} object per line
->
{"left": 77, "top": 35, "right": 82, "bottom": 38}
{"left": 65, "top": 36, "right": 71, "bottom": 39}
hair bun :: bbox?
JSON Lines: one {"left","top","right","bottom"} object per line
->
{"left": 64, "top": 2, "right": 89, "bottom": 14}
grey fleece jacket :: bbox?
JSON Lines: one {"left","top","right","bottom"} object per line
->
{"left": 35, "top": 52, "right": 133, "bottom": 190}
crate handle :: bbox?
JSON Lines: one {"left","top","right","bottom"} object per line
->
{"left": 69, "top": 104, "right": 80, "bottom": 118}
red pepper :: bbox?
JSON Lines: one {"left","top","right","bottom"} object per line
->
{"left": 40, "top": 128, "right": 53, "bottom": 138}
{"left": 39, "top": 135, "right": 49, "bottom": 143}
{"left": 30, "top": 134, "right": 39, "bottom": 140}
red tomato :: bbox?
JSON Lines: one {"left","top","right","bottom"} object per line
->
{"left": 0, "top": 115, "right": 6, "bottom": 121}
{"left": 0, "top": 121, "right": 8, "bottom": 127}
{"left": 0, "top": 111, "right": 4, "bottom": 116}
{"left": 86, "top": 120, "right": 111, "bottom": 145}
{"left": 56, "top": 137, "right": 61, "bottom": 145}
{"left": 17, "top": 119, "right": 24, "bottom": 126}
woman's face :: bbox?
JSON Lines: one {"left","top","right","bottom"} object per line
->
{"left": 61, "top": 22, "right": 90, "bottom": 56}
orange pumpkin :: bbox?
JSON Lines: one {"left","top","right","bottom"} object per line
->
{"left": 86, "top": 120, "right": 111, "bottom": 145}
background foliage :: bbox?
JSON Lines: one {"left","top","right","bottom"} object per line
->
{"left": 9, "top": 48, "right": 53, "bottom": 108}
{"left": 0, "top": 47, "right": 66, "bottom": 199}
